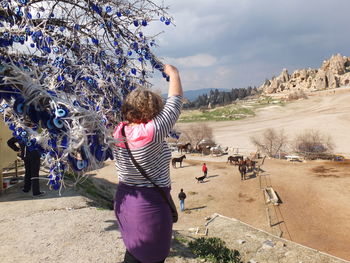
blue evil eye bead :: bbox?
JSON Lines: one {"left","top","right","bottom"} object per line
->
{"left": 91, "top": 38, "right": 99, "bottom": 45}
{"left": 142, "top": 20, "right": 147, "bottom": 26}
{"left": 61, "top": 136, "right": 68, "bottom": 149}
{"left": 36, "top": 13, "right": 40, "bottom": 18}
{"left": 53, "top": 47, "right": 59, "bottom": 53}
{"left": 14, "top": 98, "right": 25, "bottom": 114}
{"left": 133, "top": 20, "right": 139, "bottom": 27}
{"left": 127, "top": 50, "right": 132, "bottom": 56}
{"left": 26, "top": 12, "right": 32, "bottom": 19}
{"left": 165, "top": 18, "right": 171, "bottom": 25}
{"left": 0, "top": 108, "right": 4, "bottom": 113}
{"left": 76, "top": 160, "right": 85, "bottom": 170}
{"left": 113, "top": 41, "right": 118, "bottom": 46}
{"left": 131, "top": 68, "right": 137, "bottom": 75}
{"left": 26, "top": 141, "right": 32, "bottom": 147}
{"left": 53, "top": 182, "right": 60, "bottom": 190}
{"left": 53, "top": 118, "right": 64, "bottom": 129}
{"left": 21, "top": 131, "right": 27, "bottom": 137}
{"left": 59, "top": 26, "right": 65, "bottom": 32}
{"left": 116, "top": 11, "right": 122, "bottom": 17}
{"left": 57, "top": 75, "right": 64, "bottom": 81}
{"left": 30, "top": 43, "right": 35, "bottom": 48}
{"left": 105, "top": 6, "right": 112, "bottom": 13}
{"left": 46, "top": 119, "right": 54, "bottom": 129}
{"left": 55, "top": 108, "right": 68, "bottom": 117}
{"left": 160, "top": 16, "right": 165, "bottom": 22}
{"left": 93, "top": 145, "right": 105, "bottom": 162}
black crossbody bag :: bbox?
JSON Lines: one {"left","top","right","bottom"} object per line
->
{"left": 121, "top": 126, "right": 178, "bottom": 223}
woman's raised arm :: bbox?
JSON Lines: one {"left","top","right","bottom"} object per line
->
{"left": 164, "top": 64, "right": 183, "bottom": 97}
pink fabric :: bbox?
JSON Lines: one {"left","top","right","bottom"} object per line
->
{"left": 113, "top": 121, "right": 154, "bottom": 150}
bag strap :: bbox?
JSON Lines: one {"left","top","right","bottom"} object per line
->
{"left": 121, "top": 125, "right": 174, "bottom": 208}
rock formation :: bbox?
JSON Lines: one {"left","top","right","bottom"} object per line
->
{"left": 261, "top": 54, "right": 350, "bottom": 95}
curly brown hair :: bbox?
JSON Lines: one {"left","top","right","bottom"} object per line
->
{"left": 121, "top": 88, "right": 164, "bottom": 123}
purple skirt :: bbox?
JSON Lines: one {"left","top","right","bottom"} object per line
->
{"left": 114, "top": 182, "right": 173, "bottom": 263}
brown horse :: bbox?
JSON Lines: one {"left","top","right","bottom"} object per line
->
{"left": 227, "top": 155, "right": 243, "bottom": 165}
{"left": 177, "top": 143, "right": 191, "bottom": 154}
{"left": 172, "top": 155, "right": 186, "bottom": 168}
{"left": 245, "top": 159, "right": 257, "bottom": 172}
{"left": 238, "top": 164, "right": 247, "bottom": 180}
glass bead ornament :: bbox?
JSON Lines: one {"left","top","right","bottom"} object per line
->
{"left": 0, "top": 0, "right": 173, "bottom": 194}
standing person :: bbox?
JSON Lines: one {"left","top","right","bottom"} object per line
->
{"left": 178, "top": 189, "right": 187, "bottom": 212}
{"left": 202, "top": 163, "right": 208, "bottom": 177}
{"left": 7, "top": 136, "right": 44, "bottom": 197}
{"left": 113, "top": 64, "right": 183, "bottom": 263}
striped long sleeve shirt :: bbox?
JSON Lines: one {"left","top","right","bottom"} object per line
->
{"left": 113, "top": 95, "right": 182, "bottom": 187}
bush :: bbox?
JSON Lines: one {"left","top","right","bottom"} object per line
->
{"left": 293, "top": 129, "right": 334, "bottom": 159}
{"left": 188, "top": 237, "right": 242, "bottom": 263}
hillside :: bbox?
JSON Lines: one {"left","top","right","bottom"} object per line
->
{"left": 177, "top": 86, "right": 350, "bottom": 157}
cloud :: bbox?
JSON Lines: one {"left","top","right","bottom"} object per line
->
{"left": 149, "top": 0, "right": 350, "bottom": 92}
{"left": 164, "top": 54, "right": 218, "bottom": 68}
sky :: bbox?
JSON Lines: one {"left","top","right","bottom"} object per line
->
{"left": 149, "top": 0, "right": 350, "bottom": 93}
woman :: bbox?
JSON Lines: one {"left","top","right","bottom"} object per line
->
{"left": 113, "top": 64, "right": 183, "bottom": 263}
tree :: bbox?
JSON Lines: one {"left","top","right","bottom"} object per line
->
{"left": 0, "top": 0, "right": 171, "bottom": 187}
{"left": 179, "top": 123, "right": 214, "bottom": 149}
{"left": 250, "top": 128, "right": 287, "bottom": 157}
{"left": 293, "top": 130, "right": 334, "bottom": 159}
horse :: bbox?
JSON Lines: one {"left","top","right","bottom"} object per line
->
{"left": 245, "top": 159, "right": 257, "bottom": 172}
{"left": 172, "top": 155, "right": 186, "bottom": 168}
{"left": 227, "top": 155, "right": 244, "bottom": 165}
{"left": 238, "top": 164, "right": 247, "bottom": 180}
{"left": 177, "top": 143, "right": 191, "bottom": 154}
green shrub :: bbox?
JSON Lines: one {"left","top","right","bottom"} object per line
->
{"left": 188, "top": 237, "right": 243, "bottom": 263}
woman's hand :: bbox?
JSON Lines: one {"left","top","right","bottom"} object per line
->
{"left": 164, "top": 64, "right": 179, "bottom": 77}
{"left": 164, "top": 64, "right": 183, "bottom": 97}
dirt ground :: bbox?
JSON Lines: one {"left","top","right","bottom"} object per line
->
{"left": 91, "top": 154, "right": 350, "bottom": 261}
{"left": 1, "top": 88, "right": 350, "bottom": 262}
{"left": 172, "top": 88, "right": 350, "bottom": 261}
{"left": 169, "top": 155, "right": 350, "bottom": 261}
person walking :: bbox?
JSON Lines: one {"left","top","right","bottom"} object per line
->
{"left": 113, "top": 64, "right": 183, "bottom": 263}
{"left": 178, "top": 189, "right": 187, "bottom": 212}
{"left": 202, "top": 163, "right": 208, "bottom": 177}
{"left": 7, "top": 136, "right": 45, "bottom": 197}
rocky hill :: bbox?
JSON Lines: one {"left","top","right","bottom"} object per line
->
{"left": 261, "top": 54, "right": 350, "bottom": 95}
